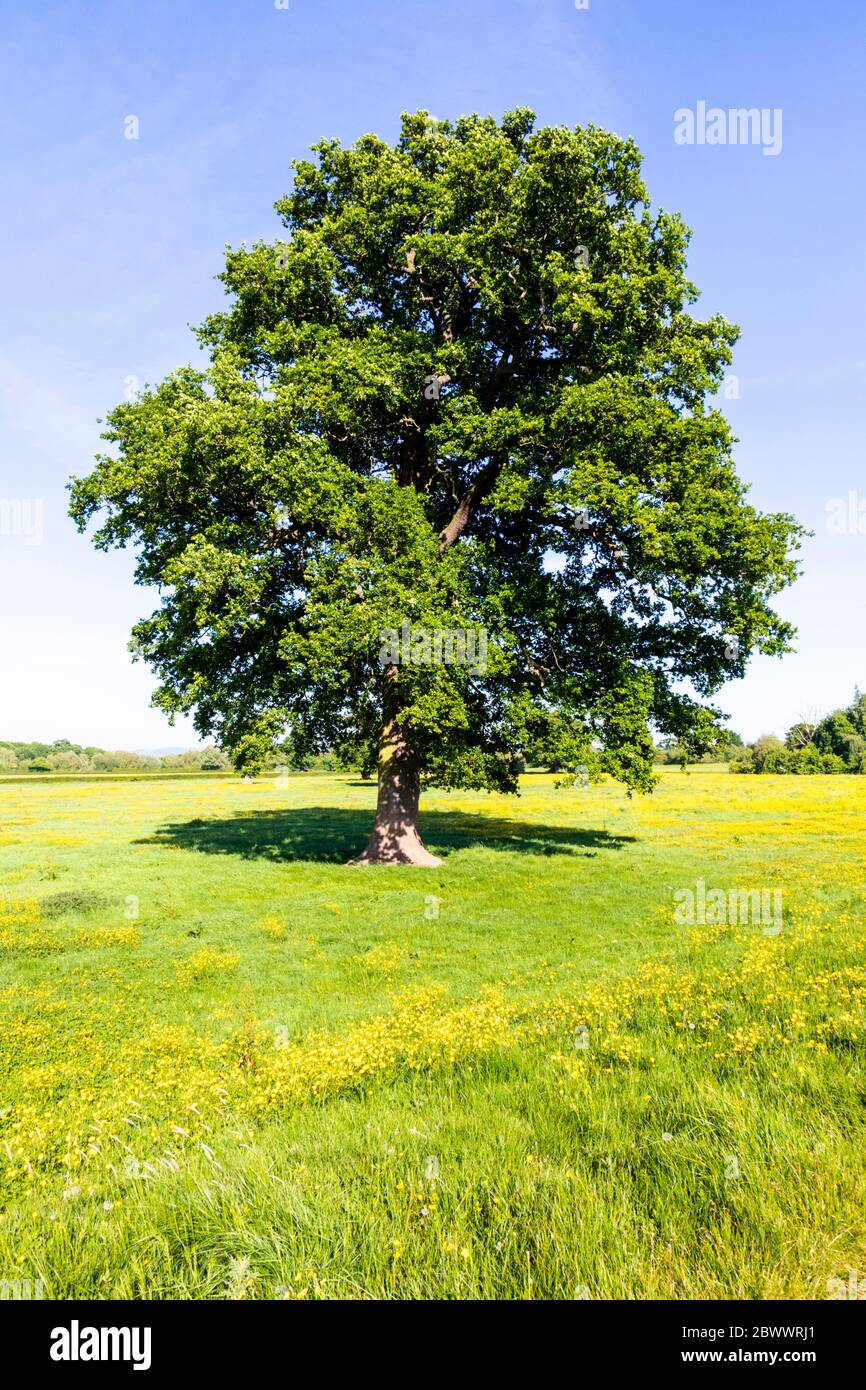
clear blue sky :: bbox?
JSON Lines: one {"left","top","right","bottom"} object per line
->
{"left": 1, "top": 0, "right": 863, "bottom": 748}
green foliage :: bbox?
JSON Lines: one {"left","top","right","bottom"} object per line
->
{"left": 789, "top": 743, "right": 826, "bottom": 775}
{"left": 732, "top": 696, "right": 866, "bottom": 774}
{"left": 728, "top": 746, "right": 755, "bottom": 773}
{"left": 200, "top": 747, "right": 230, "bottom": 771}
{"left": 654, "top": 727, "right": 742, "bottom": 766}
{"left": 70, "top": 110, "right": 803, "bottom": 795}
{"left": 0, "top": 739, "right": 231, "bottom": 775}
{"left": 813, "top": 711, "right": 861, "bottom": 765}
{"left": 784, "top": 722, "right": 816, "bottom": 751}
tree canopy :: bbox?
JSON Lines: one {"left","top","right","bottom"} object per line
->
{"left": 70, "top": 109, "right": 804, "bottom": 862}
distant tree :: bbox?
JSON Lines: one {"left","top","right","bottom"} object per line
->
{"left": 69, "top": 110, "right": 804, "bottom": 862}
{"left": 740, "top": 734, "right": 786, "bottom": 773}
{"left": 91, "top": 750, "right": 160, "bottom": 771}
{"left": 49, "top": 751, "right": 93, "bottom": 772}
{"left": 327, "top": 741, "right": 378, "bottom": 779}
{"left": 0, "top": 738, "right": 234, "bottom": 774}
{"left": 200, "top": 745, "right": 230, "bottom": 770}
{"left": 792, "top": 743, "right": 824, "bottom": 774}
{"left": 160, "top": 750, "right": 206, "bottom": 769}
{"left": 751, "top": 734, "right": 783, "bottom": 766}
{"left": 846, "top": 688, "right": 866, "bottom": 739}
{"left": 653, "top": 736, "right": 687, "bottom": 766}
{"left": 813, "top": 710, "right": 859, "bottom": 765}
{"left": 785, "top": 721, "right": 816, "bottom": 751}
{"left": 728, "top": 745, "right": 755, "bottom": 773}
{"left": 714, "top": 729, "right": 744, "bottom": 762}
{"left": 733, "top": 700, "right": 866, "bottom": 775}
{"left": 524, "top": 711, "right": 602, "bottom": 776}
{"left": 818, "top": 752, "right": 849, "bottom": 774}
{"left": 762, "top": 746, "right": 793, "bottom": 773}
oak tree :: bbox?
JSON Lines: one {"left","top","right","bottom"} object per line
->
{"left": 70, "top": 110, "right": 803, "bottom": 864}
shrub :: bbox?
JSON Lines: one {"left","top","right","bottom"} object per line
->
{"left": 762, "top": 747, "right": 792, "bottom": 774}
{"left": 749, "top": 736, "right": 784, "bottom": 773}
{"left": 820, "top": 753, "right": 848, "bottom": 774}
{"left": 791, "top": 744, "right": 824, "bottom": 774}
{"left": 729, "top": 749, "right": 755, "bottom": 774}
{"left": 200, "top": 746, "right": 230, "bottom": 771}
{"left": 814, "top": 711, "right": 858, "bottom": 762}
{"left": 49, "top": 751, "right": 93, "bottom": 772}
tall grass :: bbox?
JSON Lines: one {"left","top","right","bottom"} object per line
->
{"left": 1, "top": 770, "right": 864, "bottom": 1298}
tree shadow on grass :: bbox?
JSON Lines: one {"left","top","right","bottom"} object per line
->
{"left": 139, "top": 807, "right": 636, "bottom": 865}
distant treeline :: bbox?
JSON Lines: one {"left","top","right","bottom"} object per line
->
{"left": 654, "top": 689, "right": 866, "bottom": 775}
{"left": 0, "top": 740, "right": 230, "bottom": 774}
{"left": 0, "top": 741, "right": 358, "bottom": 776}
{"left": 653, "top": 689, "right": 866, "bottom": 778}
{"left": 10, "top": 695, "right": 866, "bottom": 778}
{"left": 730, "top": 690, "right": 866, "bottom": 774}
{"left": 653, "top": 732, "right": 745, "bottom": 765}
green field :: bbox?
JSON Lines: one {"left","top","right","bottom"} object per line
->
{"left": 1, "top": 769, "right": 864, "bottom": 1299}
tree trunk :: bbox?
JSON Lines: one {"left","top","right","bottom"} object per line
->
{"left": 348, "top": 668, "right": 442, "bottom": 866}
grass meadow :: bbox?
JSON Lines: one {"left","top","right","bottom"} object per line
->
{"left": 1, "top": 768, "right": 864, "bottom": 1300}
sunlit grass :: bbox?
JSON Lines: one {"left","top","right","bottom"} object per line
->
{"left": 1, "top": 768, "right": 864, "bottom": 1298}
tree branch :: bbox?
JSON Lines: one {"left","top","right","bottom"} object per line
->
{"left": 438, "top": 453, "right": 505, "bottom": 552}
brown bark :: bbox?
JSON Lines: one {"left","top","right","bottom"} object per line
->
{"left": 438, "top": 452, "right": 506, "bottom": 554}
{"left": 348, "top": 668, "right": 442, "bottom": 866}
